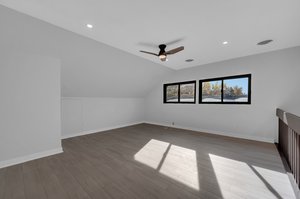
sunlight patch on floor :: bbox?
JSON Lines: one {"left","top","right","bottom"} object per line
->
{"left": 209, "top": 154, "right": 296, "bottom": 199}
{"left": 159, "top": 145, "right": 199, "bottom": 190}
{"left": 251, "top": 165, "right": 296, "bottom": 199}
{"left": 134, "top": 139, "right": 169, "bottom": 169}
{"left": 134, "top": 139, "right": 199, "bottom": 190}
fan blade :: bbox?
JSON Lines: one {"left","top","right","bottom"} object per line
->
{"left": 165, "top": 46, "right": 184, "bottom": 55}
{"left": 138, "top": 42, "right": 157, "bottom": 48}
{"left": 140, "top": 50, "right": 158, "bottom": 56}
{"left": 165, "top": 37, "right": 184, "bottom": 46}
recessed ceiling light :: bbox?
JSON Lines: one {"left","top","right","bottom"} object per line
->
{"left": 86, "top": 24, "right": 93, "bottom": 29}
{"left": 185, "top": 59, "right": 194, "bottom": 62}
{"left": 223, "top": 41, "right": 229, "bottom": 45}
{"left": 257, "top": 39, "right": 273, "bottom": 45}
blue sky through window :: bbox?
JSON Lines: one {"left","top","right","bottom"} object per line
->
{"left": 224, "top": 78, "right": 248, "bottom": 93}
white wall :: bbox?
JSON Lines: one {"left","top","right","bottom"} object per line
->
{"left": 145, "top": 47, "right": 300, "bottom": 143}
{"left": 0, "top": 52, "right": 62, "bottom": 168}
{"left": 0, "top": 5, "right": 168, "bottom": 167}
{"left": 61, "top": 97, "right": 144, "bottom": 138}
{"left": 0, "top": 5, "right": 167, "bottom": 167}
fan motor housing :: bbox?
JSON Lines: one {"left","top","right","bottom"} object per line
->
{"left": 159, "top": 44, "right": 167, "bottom": 55}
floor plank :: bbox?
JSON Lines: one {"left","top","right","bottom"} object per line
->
{"left": 36, "top": 157, "right": 70, "bottom": 199}
{"left": 22, "top": 161, "right": 47, "bottom": 199}
{"left": 46, "top": 156, "right": 91, "bottom": 199}
{"left": 0, "top": 168, "right": 6, "bottom": 199}
{"left": 3, "top": 165, "right": 26, "bottom": 199}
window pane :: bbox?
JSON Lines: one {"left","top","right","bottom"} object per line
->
{"left": 223, "top": 77, "right": 249, "bottom": 102}
{"left": 180, "top": 83, "right": 195, "bottom": 102}
{"left": 166, "top": 85, "right": 179, "bottom": 102}
{"left": 202, "top": 80, "right": 222, "bottom": 102}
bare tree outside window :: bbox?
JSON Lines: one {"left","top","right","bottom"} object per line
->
{"left": 201, "top": 80, "right": 222, "bottom": 102}
{"left": 166, "top": 85, "right": 179, "bottom": 102}
{"left": 180, "top": 83, "right": 195, "bottom": 102}
{"left": 223, "top": 78, "right": 248, "bottom": 102}
{"left": 164, "top": 81, "right": 196, "bottom": 103}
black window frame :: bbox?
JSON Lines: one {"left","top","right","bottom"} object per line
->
{"left": 163, "top": 80, "right": 196, "bottom": 104}
{"left": 199, "top": 74, "right": 251, "bottom": 105}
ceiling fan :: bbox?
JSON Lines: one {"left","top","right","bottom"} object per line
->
{"left": 140, "top": 44, "right": 184, "bottom": 62}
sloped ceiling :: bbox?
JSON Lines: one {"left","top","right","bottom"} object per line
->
{"left": 0, "top": 0, "right": 300, "bottom": 70}
{"left": 0, "top": 5, "right": 173, "bottom": 97}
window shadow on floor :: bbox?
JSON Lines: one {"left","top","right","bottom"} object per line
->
{"left": 56, "top": 123, "right": 295, "bottom": 199}
{"left": 129, "top": 124, "right": 295, "bottom": 199}
{"left": 248, "top": 164, "right": 283, "bottom": 199}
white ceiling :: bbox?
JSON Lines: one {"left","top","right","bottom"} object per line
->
{"left": 0, "top": 0, "right": 300, "bottom": 70}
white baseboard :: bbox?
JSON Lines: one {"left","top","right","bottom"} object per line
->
{"left": 144, "top": 121, "right": 274, "bottom": 143}
{"left": 61, "top": 121, "right": 144, "bottom": 139}
{"left": 0, "top": 147, "right": 63, "bottom": 169}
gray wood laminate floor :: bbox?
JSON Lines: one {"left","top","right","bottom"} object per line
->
{"left": 0, "top": 124, "right": 296, "bottom": 199}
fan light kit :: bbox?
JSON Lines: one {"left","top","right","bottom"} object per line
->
{"left": 140, "top": 44, "right": 184, "bottom": 62}
{"left": 159, "top": 54, "right": 167, "bottom": 60}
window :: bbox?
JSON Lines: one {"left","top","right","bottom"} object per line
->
{"left": 166, "top": 85, "right": 179, "bottom": 103}
{"left": 201, "top": 80, "right": 222, "bottom": 102}
{"left": 164, "top": 81, "right": 196, "bottom": 103}
{"left": 199, "top": 74, "right": 251, "bottom": 104}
